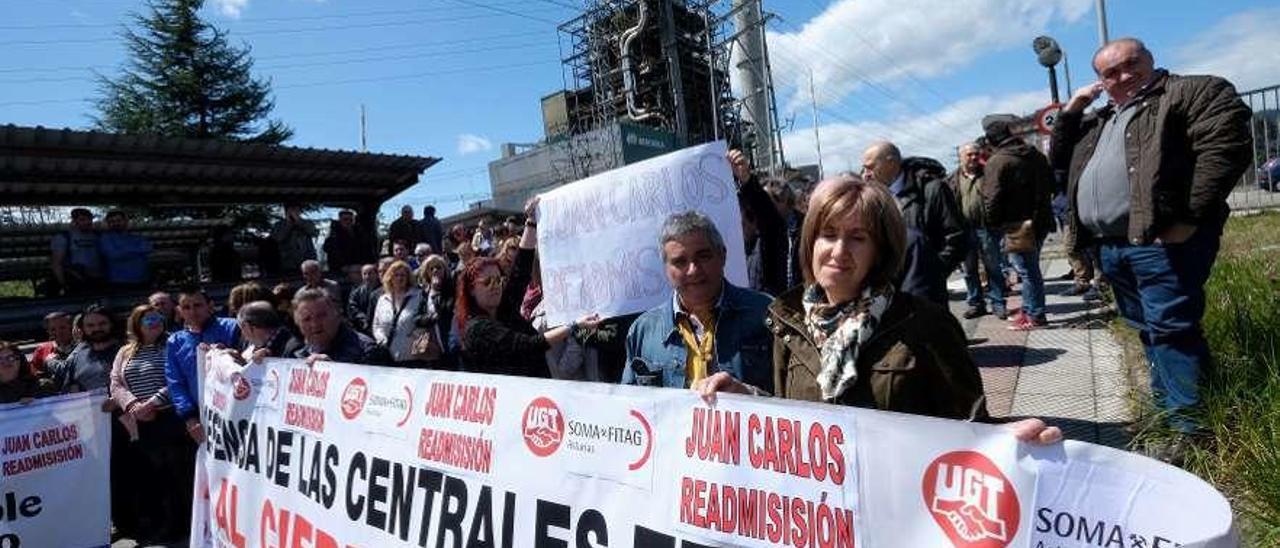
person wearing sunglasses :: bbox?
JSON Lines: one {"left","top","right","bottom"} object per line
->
{"left": 455, "top": 197, "right": 600, "bottom": 376}
{"left": 110, "top": 304, "right": 192, "bottom": 544}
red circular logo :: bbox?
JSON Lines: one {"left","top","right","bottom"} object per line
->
{"left": 341, "top": 378, "right": 369, "bottom": 420}
{"left": 231, "top": 373, "right": 251, "bottom": 400}
{"left": 521, "top": 397, "right": 564, "bottom": 457}
{"left": 922, "top": 451, "right": 1020, "bottom": 548}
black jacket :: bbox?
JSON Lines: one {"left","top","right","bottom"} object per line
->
{"left": 898, "top": 227, "right": 949, "bottom": 306}
{"left": 288, "top": 324, "right": 385, "bottom": 365}
{"left": 897, "top": 157, "right": 968, "bottom": 273}
{"left": 323, "top": 221, "right": 376, "bottom": 274}
{"left": 460, "top": 248, "right": 550, "bottom": 377}
{"left": 347, "top": 283, "right": 380, "bottom": 333}
{"left": 738, "top": 175, "right": 801, "bottom": 296}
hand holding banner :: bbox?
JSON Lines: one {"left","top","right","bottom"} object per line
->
{"left": 191, "top": 355, "right": 1239, "bottom": 547}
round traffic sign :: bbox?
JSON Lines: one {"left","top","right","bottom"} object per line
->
{"left": 1036, "top": 104, "right": 1062, "bottom": 135}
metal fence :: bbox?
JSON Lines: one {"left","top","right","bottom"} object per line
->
{"left": 1233, "top": 84, "right": 1280, "bottom": 212}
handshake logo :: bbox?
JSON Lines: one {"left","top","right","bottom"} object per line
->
{"left": 922, "top": 451, "right": 1020, "bottom": 548}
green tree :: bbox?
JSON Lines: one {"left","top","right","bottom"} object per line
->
{"left": 94, "top": 0, "right": 291, "bottom": 143}
{"left": 93, "top": 0, "right": 295, "bottom": 234}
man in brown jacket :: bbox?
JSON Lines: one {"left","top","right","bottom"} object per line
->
{"left": 981, "top": 116, "right": 1057, "bottom": 330}
{"left": 1051, "top": 38, "right": 1251, "bottom": 456}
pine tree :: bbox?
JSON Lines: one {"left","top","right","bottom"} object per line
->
{"left": 93, "top": 0, "right": 291, "bottom": 143}
{"left": 93, "top": 0, "right": 294, "bottom": 234}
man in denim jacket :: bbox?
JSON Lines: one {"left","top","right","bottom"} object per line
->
{"left": 622, "top": 211, "right": 774, "bottom": 393}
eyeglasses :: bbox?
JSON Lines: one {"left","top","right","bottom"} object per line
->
{"left": 0, "top": 353, "right": 18, "bottom": 366}
{"left": 141, "top": 314, "right": 166, "bottom": 328}
{"left": 477, "top": 275, "right": 505, "bottom": 289}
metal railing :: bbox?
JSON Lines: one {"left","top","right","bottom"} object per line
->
{"left": 1234, "top": 84, "right": 1280, "bottom": 212}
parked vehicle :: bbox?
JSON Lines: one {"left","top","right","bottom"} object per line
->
{"left": 1259, "top": 158, "right": 1280, "bottom": 191}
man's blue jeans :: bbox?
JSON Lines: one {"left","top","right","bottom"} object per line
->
{"left": 1007, "top": 233, "right": 1048, "bottom": 319}
{"left": 963, "top": 228, "right": 1007, "bottom": 311}
{"left": 1098, "top": 222, "right": 1222, "bottom": 432}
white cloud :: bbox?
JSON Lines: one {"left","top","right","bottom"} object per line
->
{"left": 211, "top": 0, "right": 249, "bottom": 18}
{"left": 1174, "top": 7, "right": 1280, "bottom": 93}
{"left": 765, "top": 0, "right": 1091, "bottom": 112}
{"left": 456, "top": 134, "right": 493, "bottom": 156}
{"left": 782, "top": 89, "right": 1049, "bottom": 172}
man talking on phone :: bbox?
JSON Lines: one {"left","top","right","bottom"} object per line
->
{"left": 1051, "top": 37, "right": 1251, "bottom": 463}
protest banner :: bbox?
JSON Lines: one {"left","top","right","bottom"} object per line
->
{"left": 0, "top": 391, "right": 111, "bottom": 548}
{"left": 192, "top": 353, "right": 1238, "bottom": 548}
{"left": 536, "top": 140, "right": 748, "bottom": 327}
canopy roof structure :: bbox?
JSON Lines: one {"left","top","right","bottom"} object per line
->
{"left": 0, "top": 124, "right": 440, "bottom": 207}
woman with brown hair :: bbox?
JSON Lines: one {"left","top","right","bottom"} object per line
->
{"left": 226, "top": 281, "right": 275, "bottom": 318}
{"left": 698, "top": 176, "right": 1061, "bottom": 442}
{"left": 108, "top": 304, "right": 193, "bottom": 544}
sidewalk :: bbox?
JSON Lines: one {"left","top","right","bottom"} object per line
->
{"left": 949, "top": 256, "right": 1134, "bottom": 448}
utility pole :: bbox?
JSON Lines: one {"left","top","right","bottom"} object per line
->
{"left": 1095, "top": 0, "right": 1110, "bottom": 46}
{"left": 1062, "top": 50, "right": 1073, "bottom": 98}
{"left": 808, "top": 68, "right": 824, "bottom": 179}
{"left": 359, "top": 104, "right": 367, "bottom": 151}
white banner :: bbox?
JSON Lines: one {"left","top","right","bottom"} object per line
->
{"left": 537, "top": 140, "right": 748, "bottom": 327}
{"left": 0, "top": 392, "right": 112, "bottom": 548}
{"left": 192, "top": 354, "right": 1238, "bottom": 548}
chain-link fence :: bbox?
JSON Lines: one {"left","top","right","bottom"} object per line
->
{"left": 1232, "top": 85, "right": 1280, "bottom": 212}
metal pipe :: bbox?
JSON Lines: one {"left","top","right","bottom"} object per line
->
{"left": 1095, "top": 0, "right": 1110, "bottom": 46}
{"left": 1048, "top": 66, "right": 1060, "bottom": 104}
{"left": 620, "top": 0, "right": 662, "bottom": 123}
{"left": 809, "top": 68, "right": 823, "bottom": 179}
{"left": 1062, "top": 49, "right": 1073, "bottom": 99}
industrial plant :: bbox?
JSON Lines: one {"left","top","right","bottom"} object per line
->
{"left": 485, "top": 0, "right": 784, "bottom": 211}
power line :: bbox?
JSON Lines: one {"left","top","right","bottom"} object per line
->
{"left": 0, "top": 10, "right": 565, "bottom": 47}
{"left": 0, "top": 40, "right": 557, "bottom": 85}
{"left": 0, "top": 61, "right": 558, "bottom": 107}
{"left": 798, "top": 0, "right": 955, "bottom": 107}
{"left": 0, "top": 30, "right": 552, "bottom": 74}
{"left": 0, "top": 0, "right": 569, "bottom": 31}
{"left": 767, "top": 16, "right": 968, "bottom": 137}
{"left": 445, "top": 0, "right": 564, "bottom": 26}
{"left": 276, "top": 61, "right": 558, "bottom": 89}
{"left": 529, "top": 0, "right": 583, "bottom": 10}
{"left": 764, "top": 40, "right": 956, "bottom": 150}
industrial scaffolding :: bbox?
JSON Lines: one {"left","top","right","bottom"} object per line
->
{"left": 551, "top": 0, "right": 782, "bottom": 180}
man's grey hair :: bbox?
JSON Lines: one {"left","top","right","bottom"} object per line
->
{"left": 414, "top": 243, "right": 432, "bottom": 255}
{"left": 659, "top": 211, "right": 726, "bottom": 260}
{"left": 236, "top": 300, "right": 282, "bottom": 329}
{"left": 292, "top": 288, "right": 334, "bottom": 309}
{"left": 1093, "top": 37, "right": 1152, "bottom": 70}
{"left": 959, "top": 142, "right": 981, "bottom": 154}
{"left": 300, "top": 259, "right": 321, "bottom": 272}
{"left": 867, "top": 141, "right": 902, "bottom": 163}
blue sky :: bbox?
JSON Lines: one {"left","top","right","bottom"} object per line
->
{"left": 2, "top": 0, "right": 1277, "bottom": 220}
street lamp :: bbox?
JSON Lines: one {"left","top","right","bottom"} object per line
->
{"left": 1032, "top": 36, "right": 1063, "bottom": 104}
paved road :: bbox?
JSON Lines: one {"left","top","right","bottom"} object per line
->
{"left": 950, "top": 256, "right": 1134, "bottom": 448}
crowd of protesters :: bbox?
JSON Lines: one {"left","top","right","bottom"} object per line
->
{"left": 0, "top": 36, "right": 1252, "bottom": 540}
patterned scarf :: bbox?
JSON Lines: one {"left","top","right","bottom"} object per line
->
{"left": 802, "top": 284, "right": 893, "bottom": 401}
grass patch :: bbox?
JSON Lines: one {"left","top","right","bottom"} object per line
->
{"left": 1116, "top": 211, "right": 1280, "bottom": 546}
{"left": 0, "top": 280, "right": 34, "bottom": 299}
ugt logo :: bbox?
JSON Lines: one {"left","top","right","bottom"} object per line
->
{"left": 340, "top": 377, "right": 369, "bottom": 420}
{"left": 521, "top": 397, "right": 564, "bottom": 457}
{"left": 922, "top": 451, "right": 1020, "bottom": 548}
